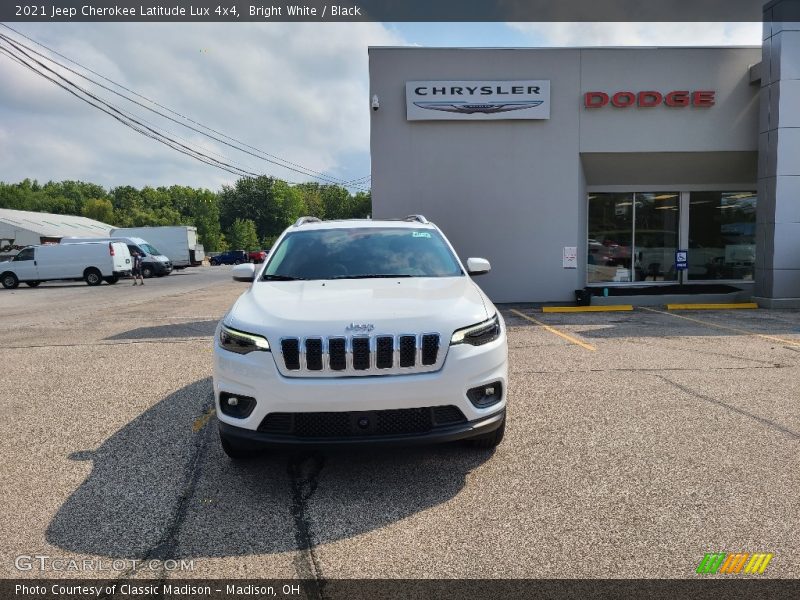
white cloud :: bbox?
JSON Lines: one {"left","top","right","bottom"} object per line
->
{"left": 507, "top": 22, "right": 762, "bottom": 47}
{"left": 0, "top": 23, "right": 403, "bottom": 190}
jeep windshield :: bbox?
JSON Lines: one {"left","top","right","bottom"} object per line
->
{"left": 262, "top": 227, "right": 464, "bottom": 280}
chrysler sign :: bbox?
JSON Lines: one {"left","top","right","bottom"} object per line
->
{"left": 406, "top": 80, "right": 550, "bottom": 121}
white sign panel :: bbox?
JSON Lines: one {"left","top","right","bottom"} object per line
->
{"left": 406, "top": 80, "right": 551, "bottom": 121}
{"left": 563, "top": 246, "right": 578, "bottom": 269}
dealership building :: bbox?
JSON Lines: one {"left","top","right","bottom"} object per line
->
{"left": 368, "top": 2, "right": 799, "bottom": 306}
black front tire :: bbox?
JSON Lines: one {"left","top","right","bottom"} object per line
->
{"left": 470, "top": 417, "right": 505, "bottom": 449}
{"left": 25, "top": 281, "right": 41, "bottom": 287}
{"left": 104, "top": 276, "right": 119, "bottom": 285}
{"left": 141, "top": 265, "right": 155, "bottom": 278}
{"left": 2, "top": 273, "right": 19, "bottom": 289}
{"left": 84, "top": 269, "right": 102, "bottom": 286}
{"left": 219, "top": 431, "right": 254, "bottom": 460}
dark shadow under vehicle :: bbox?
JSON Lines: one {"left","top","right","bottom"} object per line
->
{"left": 46, "top": 378, "right": 495, "bottom": 560}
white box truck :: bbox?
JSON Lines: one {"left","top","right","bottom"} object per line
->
{"left": 0, "top": 242, "right": 131, "bottom": 288}
{"left": 110, "top": 226, "right": 205, "bottom": 269}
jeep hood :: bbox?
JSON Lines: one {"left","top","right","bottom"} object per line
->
{"left": 225, "top": 277, "right": 492, "bottom": 340}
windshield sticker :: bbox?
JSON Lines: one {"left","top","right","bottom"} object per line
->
{"left": 412, "top": 232, "right": 431, "bottom": 238}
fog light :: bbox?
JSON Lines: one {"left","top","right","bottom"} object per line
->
{"left": 219, "top": 392, "right": 256, "bottom": 418}
{"left": 467, "top": 382, "right": 503, "bottom": 408}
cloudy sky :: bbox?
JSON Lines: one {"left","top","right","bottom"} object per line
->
{"left": 0, "top": 22, "right": 761, "bottom": 192}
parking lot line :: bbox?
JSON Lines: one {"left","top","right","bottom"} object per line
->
{"left": 542, "top": 305, "right": 633, "bottom": 313}
{"left": 639, "top": 306, "right": 800, "bottom": 348}
{"left": 509, "top": 308, "right": 597, "bottom": 351}
{"left": 666, "top": 302, "right": 759, "bottom": 310}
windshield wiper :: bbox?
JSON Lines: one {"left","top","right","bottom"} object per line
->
{"left": 329, "top": 274, "right": 416, "bottom": 279}
{"left": 262, "top": 274, "right": 305, "bottom": 281}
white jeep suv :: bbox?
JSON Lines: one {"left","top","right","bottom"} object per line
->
{"left": 213, "top": 215, "right": 508, "bottom": 458}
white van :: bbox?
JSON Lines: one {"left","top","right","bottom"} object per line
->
{"left": 61, "top": 236, "right": 172, "bottom": 278}
{"left": 0, "top": 242, "right": 131, "bottom": 289}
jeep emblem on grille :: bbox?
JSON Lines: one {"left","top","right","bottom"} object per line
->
{"left": 346, "top": 322, "right": 374, "bottom": 332}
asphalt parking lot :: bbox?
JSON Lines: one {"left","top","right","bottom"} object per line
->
{"left": 1, "top": 268, "right": 799, "bottom": 582}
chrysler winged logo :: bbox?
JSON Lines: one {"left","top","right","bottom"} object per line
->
{"left": 413, "top": 100, "right": 543, "bottom": 115}
{"left": 346, "top": 322, "right": 374, "bottom": 333}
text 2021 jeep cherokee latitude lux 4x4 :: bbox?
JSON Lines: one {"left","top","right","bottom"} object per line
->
{"left": 213, "top": 215, "right": 508, "bottom": 458}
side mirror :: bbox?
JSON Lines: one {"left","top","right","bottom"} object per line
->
{"left": 232, "top": 263, "right": 256, "bottom": 282}
{"left": 466, "top": 257, "right": 491, "bottom": 276}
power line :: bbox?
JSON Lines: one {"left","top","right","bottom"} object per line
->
{"left": 0, "top": 23, "right": 371, "bottom": 191}
{"left": 0, "top": 43, "right": 265, "bottom": 180}
{"left": 0, "top": 29, "right": 366, "bottom": 190}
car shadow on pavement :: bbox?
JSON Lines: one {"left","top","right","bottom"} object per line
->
{"left": 46, "top": 377, "right": 493, "bottom": 560}
{"left": 104, "top": 320, "right": 218, "bottom": 340}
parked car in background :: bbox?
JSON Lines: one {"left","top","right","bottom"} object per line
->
{"left": 248, "top": 250, "right": 267, "bottom": 263}
{"left": 210, "top": 250, "right": 249, "bottom": 266}
{"left": 110, "top": 226, "right": 204, "bottom": 269}
{"left": 1, "top": 242, "right": 131, "bottom": 288}
{"left": 61, "top": 236, "right": 172, "bottom": 278}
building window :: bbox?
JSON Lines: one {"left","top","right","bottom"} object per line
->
{"left": 688, "top": 191, "right": 756, "bottom": 281}
{"left": 588, "top": 192, "right": 679, "bottom": 283}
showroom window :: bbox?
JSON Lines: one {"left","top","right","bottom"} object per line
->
{"left": 688, "top": 191, "right": 756, "bottom": 281}
{"left": 588, "top": 192, "right": 679, "bottom": 283}
{"left": 588, "top": 191, "right": 757, "bottom": 284}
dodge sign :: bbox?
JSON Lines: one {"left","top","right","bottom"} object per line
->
{"left": 406, "top": 80, "right": 551, "bottom": 121}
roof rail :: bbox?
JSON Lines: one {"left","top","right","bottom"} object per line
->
{"left": 403, "top": 214, "right": 429, "bottom": 224}
{"left": 293, "top": 216, "right": 322, "bottom": 227}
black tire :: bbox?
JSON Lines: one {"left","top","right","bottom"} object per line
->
{"left": 233, "top": 259, "right": 242, "bottom": 265}
{"left": 141, "top": 264, "right": 155, "bottom": 278}
{"left": 219, "top": 431, "right": 254, "bottom": 460}
{"left": 84, "top": 268, "right": 102, "bottom": 286}
{"left": 25, "top": 281, "right": 41, "bottom": 287}
{"left": 104, "top": 276, "right": 119, "bottom": 285}
{"left": 470, "top": 416, "right": 505, "bottom": 449}
{"left": 2, "top": 273, "right": 19, "bottom": 289}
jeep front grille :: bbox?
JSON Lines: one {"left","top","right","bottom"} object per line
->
{"left": 277, "top": 333, "right": 444, "bottom": 377}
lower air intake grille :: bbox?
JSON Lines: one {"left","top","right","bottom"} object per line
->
{"left": 256, "top": 405, "right": 467, "bottom": 439}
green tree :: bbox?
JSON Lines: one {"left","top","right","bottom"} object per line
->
{"left": 226, "top": 218, "right": 260, "bottom": 251}
{"left": 350, "top": 191, "right": 372, "bottom": 218}
{"left": 218, "top": 176, "right": 305, "bottom": 241}
{"left": 81, "top": 198, "right": 115, "bottom": 223}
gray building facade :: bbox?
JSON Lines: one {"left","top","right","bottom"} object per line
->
{"left": 369, "top": 4, "right": 798, "bottom": 306}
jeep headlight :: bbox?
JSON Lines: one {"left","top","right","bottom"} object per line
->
{"left": 450, "top": 314, "right": 501, "bottom": 346}
{"left": 219, "top": 324, "right": 270, "bottom": 354}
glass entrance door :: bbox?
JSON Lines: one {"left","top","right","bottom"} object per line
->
{"left": 588, "top": 191, "right": 679, "bottom": 284}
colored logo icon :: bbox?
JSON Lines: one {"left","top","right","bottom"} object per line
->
{"left": 696, "top": 552, "right": 774, "bottom": 574}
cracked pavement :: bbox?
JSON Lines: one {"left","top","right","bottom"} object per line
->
{"left": 1, "top": 268, "right": 799, "bottom": 582}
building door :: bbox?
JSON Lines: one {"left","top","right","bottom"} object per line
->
{"left": 588, "top": 191, "right": 679, "bottom": 284}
